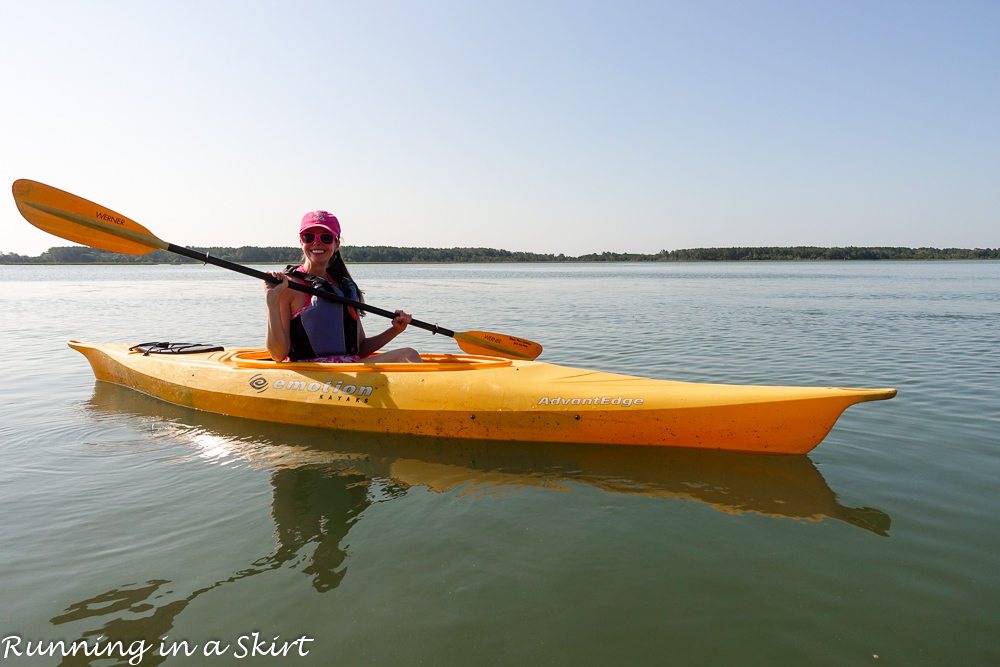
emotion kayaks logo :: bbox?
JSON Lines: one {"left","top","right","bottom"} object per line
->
{"left": 248, "top": 374, "right": 268, "bottom": 393}
{"left": 249, "top": 376, "right": 375, "bottom": 403}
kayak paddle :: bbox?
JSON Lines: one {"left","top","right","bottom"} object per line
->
{"left": 12, "top": 179, "right": 543, "bottom": 361}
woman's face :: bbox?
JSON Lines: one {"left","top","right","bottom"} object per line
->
{"left": 300, "top": 226, "right": 340, "bottom": 263}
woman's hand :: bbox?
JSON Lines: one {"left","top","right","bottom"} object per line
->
{"left": 264, "top": 271, "right": 288, "bottom": 306}
{"left": 264, "top": 271, "right": 291, "bottom": 361}
{"left": 391, "top": 309, "right": 412, "bottom": 333}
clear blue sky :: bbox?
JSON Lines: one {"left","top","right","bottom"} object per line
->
{"left": 2, "top": 1, "right": 997, "bottom": 255}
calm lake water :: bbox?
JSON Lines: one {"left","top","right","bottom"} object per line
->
{"left": 1, "top": 261, "right": 998, "bottom": 666}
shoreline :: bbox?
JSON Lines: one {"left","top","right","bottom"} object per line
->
{"left": 3, "top": 245, "right": 999, "bottom": 265}
{"left": 2, "top": 258, "right": 999, "bottom": 266}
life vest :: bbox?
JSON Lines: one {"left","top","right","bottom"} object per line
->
{"left": 284, "top": 265, "right": 361, "bottom": 360}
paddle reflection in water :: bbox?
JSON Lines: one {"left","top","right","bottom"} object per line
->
{"left": 49, "top": 463, "right": 372, "bottom": 667}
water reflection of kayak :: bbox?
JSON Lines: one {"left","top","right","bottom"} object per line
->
{"left": 71, "top": 341, "right": 896, "bottom": 455}
{"left": 84, "top": 382, "right": 891, "bottom": 536}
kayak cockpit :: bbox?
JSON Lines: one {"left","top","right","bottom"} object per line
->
{"left": 222, "top": 348, "right": 514, "bottom": 373}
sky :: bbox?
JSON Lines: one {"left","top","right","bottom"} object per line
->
{"left": 1, "top": 0, "right": 997, "bottom": 255}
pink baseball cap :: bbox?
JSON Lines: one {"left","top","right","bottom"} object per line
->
{"left": 299, "top": 210, "right": 341, "bottom": 238}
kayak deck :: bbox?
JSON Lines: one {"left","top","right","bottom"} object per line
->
{"left": 69, "top": 341, "right": 896, "bottom": 455}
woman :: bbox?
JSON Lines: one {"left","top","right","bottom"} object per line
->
{"left": 265, "top": 211, "right": 422, "bottom": 363}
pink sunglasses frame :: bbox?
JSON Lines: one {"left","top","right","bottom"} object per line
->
{"left": 300, "top": 231, "right": 338, "bottom": 245}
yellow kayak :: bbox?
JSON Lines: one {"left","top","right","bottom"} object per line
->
{"left": 69, "top": 341, "right": 896, "bottom": 455}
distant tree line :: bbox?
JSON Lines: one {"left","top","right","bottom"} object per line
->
{"left": 650, "top": 246, "right": 1000, "bottom": 261}
{"left": 1, "top": 245, "right": 998, "bottom": 264}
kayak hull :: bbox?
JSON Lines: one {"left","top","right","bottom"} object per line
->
{"left": 69, "top": 341, "right": 896, "bottom": 455}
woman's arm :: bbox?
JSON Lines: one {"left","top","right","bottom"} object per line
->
{"left": 265, "top": 272, "right": 293, "bottom": 361}
{"left": 358, "top": 310, "right": 412, "bottom": 358}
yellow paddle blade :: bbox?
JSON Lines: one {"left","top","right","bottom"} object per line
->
{"left": 453, "top": 331, "right": 543, "bottom": 360}
{"left": 12, "top": 179, "right": 167, "bottom": 255}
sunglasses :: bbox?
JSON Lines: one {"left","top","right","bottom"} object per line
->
{"left": 300, "top": 232, "right": 337, "bottom": 245}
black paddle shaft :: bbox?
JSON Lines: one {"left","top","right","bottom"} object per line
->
{"left": 167, "top": 244, "right": 456, "bottom": 337}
